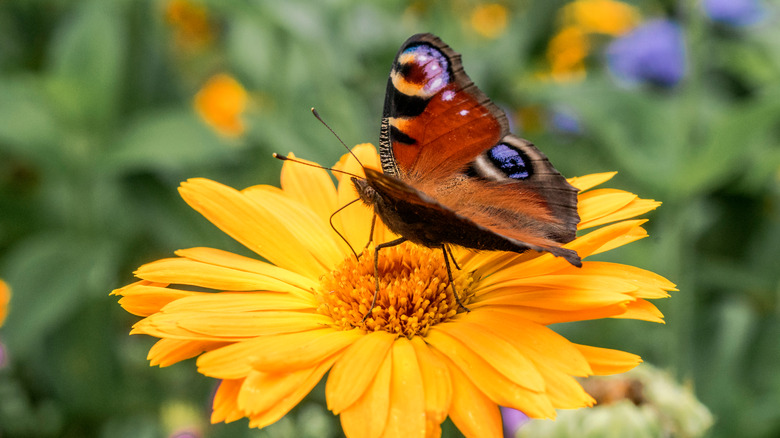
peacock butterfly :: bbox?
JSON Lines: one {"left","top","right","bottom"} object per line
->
{"left": 350, "top": 33, "right": 581, "bottom": 282}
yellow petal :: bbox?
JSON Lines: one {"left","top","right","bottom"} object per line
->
{"left": 580, "top": 197, "right": 661, "bottom": 229}
{"left": 147, "top": 338, "right": 228, "bottom": 367}
{"left": 554, "top": 261, "right": 676, "bottom": 299}
{"left": 534, "top": 365, "right": 595, "bottom": 409}
{"left": 280, "top": 152, "right": 339, "bottom": 224}
{"left": 577, "top": 189, "right": 637, "bottom": 227}
{"left": 591, "top": 224, "right": 648, "bottom": 254}
{"left": 242, "top": 185, "right": 348, "bottom": 264}
{"left": 480, "top": 302, "right": 629, "bottom": 325}
{"left": 574, "top": 344, "right": 642, "bottom": 375}
{"left": 135, "top": 257, "right": 313, "bottom": 296}
{"left": 176, "top": 247, "right": 319, "bottom": 296}
{"left": 410, "top": 337, "right": 452, "bottom": 425}
{"left": 114, "top": 282, "right": 197, "bottom": 316}
{"left": 475, "top": 287, "right": 633, "bottom": 311}
{"left": 327, "top": 331, "right": 396, "bottom": 414}
{"left": 196, "top": 327, "right": 337, "bottom": 379}
{"left": 340, "top": 347, "right": 392, "bottom": 438}
{"left": 425, "top": 330, "right": 555, "bottom": 418}
{"left": 432, "top": 323, "right": 545, "bottom": 392}
{"left": 132, "top": 310, "right": 332, "bottom": 340}
{"left": 611, "top": 298, "right": 665, "bottom": 323}
{"left": 211, "top": 378, "right": 245, "bottom": 424}
{"left": 457, "top": 310, "right": 592, "bottom": 376}
{"left": 159, "top": 291, "right": 316, "bottom": 313}
{"left": 567, "top": 171, "right": 617, "bottom": 191}
{"left": 245, "top": 356, "right": 335, "bottom": 429}
{"left": 570, "top": 219, "right": 649, "bottom": 259}
{"left": 178, "top": 178, "right": 327, "bottom": 279}
{"left": 249, "top": 328, "right": 362, "bottom": 373}
{"left": 384, "top": 338, "right": 426, "bottom": 438}
{"left": 442, "top": 351, "right": 504, "bottom": 436}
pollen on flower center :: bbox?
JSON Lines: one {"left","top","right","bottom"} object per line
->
{"left": 317, "top": 242, "right": 473, "bottom": 336}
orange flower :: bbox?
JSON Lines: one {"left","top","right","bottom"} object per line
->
{"left": 114, "top": 145, "right": 673, "bottom": 437}
{"left": 194, "top": 74, "right": 248, "bottom": 138}
{"left": 165, "top": 0, "right": 214, "bottom": 49}
{"left": 561, "top": 0, "right": 640, "bottom": 36}
{"left": 470, "top": 4, "right": 510, "bottom": 39}
{"left": 0, "top": 280, "right": 9, "bottom": 327}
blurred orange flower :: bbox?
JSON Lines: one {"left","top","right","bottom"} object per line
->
{"left": 0, "top": 280, "right": 10, "bottom": 327}
{"left": 165, "top": 0, "right": 214, "bottom": 49}
{"left": 194, "top": 74, "right": 248, "bottom": 138}
{"left": 561, "top": 0, "right": 640, "bottom": 36}
{"left": 470, "top": 3, "right": 509, "bottom": 39}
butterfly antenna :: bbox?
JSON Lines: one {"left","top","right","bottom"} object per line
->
{"left": 272, "top": 154, "right": 363, "bottom": 179}
{"left": 311, "top": 108, "right": 365, "bottom": 168}
{"left": 328, "top": 198, "right": 361, "bottom": 260}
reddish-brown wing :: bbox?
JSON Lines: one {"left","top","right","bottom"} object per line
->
{"left": 362, "top": 33, "right": 580, "bottom": 265}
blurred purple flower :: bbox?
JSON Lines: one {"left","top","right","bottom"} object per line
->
{"left": 606, "top": 19, "right": 687, "bottom": 88}
{"left": 170, "top": 430, "right": 200, "bottom": 438}
{"left": 550, "top": 107, "right": 582, "bottom": 135}
{"left": 501, "top": 406, "right": 529, "bottom": 437}
{"left": 703, "top": 0, "right": 766, "bottom": 27}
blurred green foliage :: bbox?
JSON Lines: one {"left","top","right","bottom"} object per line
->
{"left": 0, "top": 0, "right": 778, "bottom": 437}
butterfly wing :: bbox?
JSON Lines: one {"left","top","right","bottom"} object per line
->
{"left": 376, "top": 33, "right": 580, "bottom": 258}
{"left": 357, "top": 168, "right": 580, "bottom": 266}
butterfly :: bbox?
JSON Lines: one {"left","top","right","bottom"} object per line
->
{"left": 350, "top": 33, "right": 581, "bottom": 281}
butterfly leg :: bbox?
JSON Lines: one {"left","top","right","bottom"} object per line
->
{"left": 362, "top": 236, "right": 407, "bottom": 322}
{"left": 444, "top": 244, "right": 461, "bottom": 271}
{"left": 360, "top": 214, "right": 378, "bottom": 257}
{"left": 441, "top": 245, "right": 470, "bottom": 313}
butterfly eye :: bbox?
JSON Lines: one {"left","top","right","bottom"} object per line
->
{"left": 487, "top": 144, "right": 533, "bottom": 180}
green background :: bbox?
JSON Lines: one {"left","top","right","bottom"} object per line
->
{"left": 1, "top": 0, "right": 778, "bottom": 437}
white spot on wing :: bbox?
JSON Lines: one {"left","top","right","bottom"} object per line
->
{"left": 442, "top": 90, "right": 455, "bottom": 101}
{"left": 459, "top": 109, "right": 469, "bottom": 116}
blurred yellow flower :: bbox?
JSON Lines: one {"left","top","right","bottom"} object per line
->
{"left": 542, "top": 0, "right": 640, "bottom": 82}
{"left": 0, "top": 280, "right": 9, "bottom": 327}
{"left": 165, "top": 0, "right": 214, "bottom": 49}
{"left": 561, "top": 0, "right": 640, "bottom": 36}
{"left": 113, "top": 145, "right": 673, "bottom": 437}
{"left": 547, "top": 26, "right": 589, "bottom": 81}
{"left": 470, "top": 3, "right": 509, "bottom": 39}
{"left": 194, "top": 73, "right": 248, "bottom": 138}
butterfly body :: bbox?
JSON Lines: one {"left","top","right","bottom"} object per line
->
{"left": 352, "top": 33, "right": 581, "bottom": 267}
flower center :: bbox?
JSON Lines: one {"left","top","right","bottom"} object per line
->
{"left": 317, "top": 242, "right": 473, "bottom": 337}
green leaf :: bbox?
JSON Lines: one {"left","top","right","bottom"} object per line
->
{"left": 47, "top": 0, "right": 126, "bottom": 128}
{"left": 106, "top": 108, "right": 232, "bottom": 173}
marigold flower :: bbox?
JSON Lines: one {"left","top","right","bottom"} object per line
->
{"left": 0, "top": 279, "right": 9, "bottom": 327}
{"left": 470, "top": 3, "right": 510, "bottom": 39}
{"left": 194, "top": 73, "right": 248, "bottom": 138}
{"left": 113, "top": 144, "right": 674, "bottom": 437}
